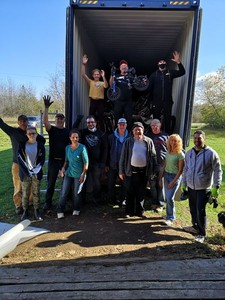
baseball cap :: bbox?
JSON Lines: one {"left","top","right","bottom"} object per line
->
{"left": 132, "top": 122, "right": 144, "bottom": 130}
{"left": 158, "top": 59, "right": 167, "bottom": 65}
{"left": 55, "top": 113, "right": 65, "bottom": 118}
{"left": 119, "top": 59, "right": 128, "bottom": 66}
{"left": 118, "top": 118, "right": 127, "bottom": 124}
{"left": 18, "top": 115, "right": 28, "bottom": 121}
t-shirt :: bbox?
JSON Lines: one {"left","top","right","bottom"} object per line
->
{"left": 165, "top": 151, "right": 185, "bottom": 174}
{"left": 65, "top": 144, "right": 89, "bottom": 178}
{"left": 48, "top": 126, "right": 70, "bottom": 159}
{"left": 89, "top": 80, "right": 105, "bottom": 99}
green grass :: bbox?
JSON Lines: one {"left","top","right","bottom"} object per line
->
{"left": 0, "top": 122, "right": 224, "bottom": 247}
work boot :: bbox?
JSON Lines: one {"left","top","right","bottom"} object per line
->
{"left": 21, "top": 210, "right": 28, "bottom": 221}
{"left": 16, "top": 206, "right": 24, "bottom": 215}
{"left": 34, "top": 209, "right": 43, "bottom": 220}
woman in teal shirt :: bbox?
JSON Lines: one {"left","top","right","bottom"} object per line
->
{"left": 159, "top": 134, "right": 184, "bottom": 225}
{"left": 57, "top": 129, "right": 89, "bottom": 219}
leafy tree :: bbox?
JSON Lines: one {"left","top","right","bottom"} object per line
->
{"left": 193, "top": 66, "right": 225, "bottom": 127}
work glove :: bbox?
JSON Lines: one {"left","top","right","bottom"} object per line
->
{"left": 180, "top": 185, "right": 187, "bottom": 193}
{"left": 180, "top": 186, "right": 188, "bottom": 201}
{"left": 211, "top": 187, "right": 219, "bottom": 198}
{"left": 43, "top": 95, "right": 54, "bottom": 108}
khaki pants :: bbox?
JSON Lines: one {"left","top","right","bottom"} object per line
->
{"left": 12, "top": 163, "right": 33, "bottom": 208}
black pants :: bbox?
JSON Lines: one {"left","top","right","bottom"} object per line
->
{"left": 107, "top": 168, "right": 127, "bottom": 204}
{"left": 125, "top": 168, "right": 147, "bottom": 216}
{"left": 113, "top": 100, "right": 133, "bottom": 131}
{"left": 188, "top": 188, "right": 209, "bottom": 236}
{"left": 89, "top": 99, "right": 105, "bottom": 131}
{"left": 45, "top": 158, "right": 64, "bottom": 209}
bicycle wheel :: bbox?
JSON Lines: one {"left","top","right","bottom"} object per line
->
{"left": 134, "top": 75, "right": 149, "bottom": 92}
{"left": 107, "top": 87, "right": 121, "bottom": 102}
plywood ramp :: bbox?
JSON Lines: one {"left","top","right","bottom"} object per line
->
{"left": 0, "top": 258, "right": 225, "bottom": 299}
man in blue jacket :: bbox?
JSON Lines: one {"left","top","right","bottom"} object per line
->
{"left": 106, "top": 118, "right": 129, "bottom": 206}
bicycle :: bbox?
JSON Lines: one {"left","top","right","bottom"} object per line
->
{"left": 107, "top": 63, "right": 150, "bottom": 102}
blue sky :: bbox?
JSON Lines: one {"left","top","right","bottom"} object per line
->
{"left": 0, "top": 0, "right": 224, "bottom": 97}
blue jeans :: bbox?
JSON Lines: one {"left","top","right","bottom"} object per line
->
{"left": 57, "top": 177, "right": 80, "bottom": 213}
{"left": 164, "top": 172, "right": 181, "bottom": 221}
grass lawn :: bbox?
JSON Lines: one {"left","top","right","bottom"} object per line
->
{"left": 0, "top": 121, "right": 224, "bottom": 245}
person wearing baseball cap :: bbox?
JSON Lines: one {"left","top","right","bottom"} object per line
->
{"left": 109, "top": 59, "right": 133, "bottom": 130}
{"left": 106, "top": 117, "right": 129, "bottom": 206}
{"left": 146, "top": 119, "right": 169, "bottom": 213}
{"left": 119, "top": 121, "right": 158, "bottom": 218}
{"left": 18, "top": 115, "right": 28, "bottom": 121}
{"left": 55, "top": 113, "right": 65, "bottom": 119}
{"left": 148, "top": 51, "right": 185, "bottom": 134}
{"left": 0, "top": 114, "right": 45, "bottom": 215}
{"left": 42, "top": 95, "right": 70, "bottom": 212}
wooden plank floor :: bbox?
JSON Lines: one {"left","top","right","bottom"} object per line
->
{"left": 0, "top": 258, "right": 225, "bottom": 299}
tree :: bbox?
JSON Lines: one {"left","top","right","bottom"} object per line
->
{"left": 44, "top": 62, "right": 65, "bottom": 113}
{"left": 193, "top": 66, "right": 225, "bottom": 127}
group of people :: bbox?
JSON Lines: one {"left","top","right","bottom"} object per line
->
{"left": 82, "top": 51, "right": 185, "bottom": 134}
{"left": 0, "top": 51, "right": 222, "bottom": 244}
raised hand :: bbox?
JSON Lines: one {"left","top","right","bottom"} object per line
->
{"left": 82, "top": 54, "right": 88, "bottom": 65}
{"left": 171, "top": 51, "right": 181, "bottom": 64}
{"left": 43, "top": 95, "right": 54, "bottom": 108}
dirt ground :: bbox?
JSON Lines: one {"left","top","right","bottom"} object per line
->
{"left": 1, "top": 202, "right": 224, "bottom": 268}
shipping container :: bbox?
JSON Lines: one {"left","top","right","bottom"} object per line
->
{"left": 65, "top": 0, "right": 202, "bottom": 146}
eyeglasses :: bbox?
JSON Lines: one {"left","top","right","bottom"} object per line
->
{"left": 27, "top": 132, "right": 37, "bottom": 136}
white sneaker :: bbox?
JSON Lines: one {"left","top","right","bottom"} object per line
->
{"left": 57, "top": 212, "right": 64, "bottom": 219}
{"left": 183, "top": 226, "right": 198, "bottom": 235}
{"left": 195, "top": 235, "right": 205, "bottom": 243}
{"left": 165, "top": 220, "right": 173, "bottom": 226}
{"left": 72, "top": 210, "right": 80, "bottom": 216}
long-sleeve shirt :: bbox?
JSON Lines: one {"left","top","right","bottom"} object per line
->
{"left": 0, "top": 118, "right": 45, "bottom": 163}
{"left": 182, "top": 146, "right": 222, "bottom": 190}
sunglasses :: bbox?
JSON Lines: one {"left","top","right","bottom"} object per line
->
{"left": 27, "top": 132, "right": 37, "bottom": 136}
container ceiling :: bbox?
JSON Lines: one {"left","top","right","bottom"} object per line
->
{"left": 75, "top": 9, "right": 194, "bottom": 74}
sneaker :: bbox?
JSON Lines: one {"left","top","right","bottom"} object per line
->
{"left": 137, "top": 212, "right": 148, "bottom": 219}
{"left": 183, "top": 226, "right": 198, "bottom": 235}
{"left": 165, "top": 220, "right": 173, "bottom": 226}
{"left": 57, "top": 212, "right": 64, "bottom": 219}
{"left": 125, "top": 214, "right": 130, "bottom": 218}
{"left": 72, "top": 210, "right": 80, "bottom": 216}
{"left": 195, "top": 235, "right": 205, "bottom": 243}
{"left": 16, "top": 207, "right": 24, "bottom": 215}
{"left": 155, "top": 207, "right": 163, "bottom": 213}
{"left": 34, "top": 209, "right": 43, "bottom": 221}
